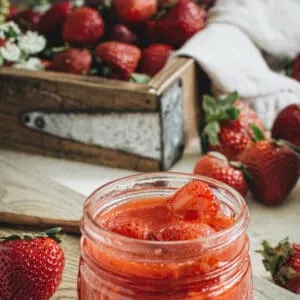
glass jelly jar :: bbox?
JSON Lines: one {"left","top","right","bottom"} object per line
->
{"left": 78, "top": 173, "right": 253, "bottom": 300}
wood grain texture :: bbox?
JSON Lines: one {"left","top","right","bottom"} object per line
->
{"left": 0, "top": 155, "right": 83, "bottom": 299}
{"left": 0, "top": 58, "right": 197, "bottom": 171}
{"left": 0, "top": 212, "right": 80, "bottom": 234}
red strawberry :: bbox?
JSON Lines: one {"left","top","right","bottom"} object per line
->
{"left": 62, "top": 7, "right": 105, "bottom": 45}
{"left": 38, "top": 1, "right": 73, "bottom": 44}
{"left": 292, "top": 55, "right": 300, "bottom": 82}
{"left": 208, "top": 120, "right": 253, "bottom": 161}
{"left": 0, "top": 228, "right": 65, "bottom": 300}
{"left": 272, "top": 104, "right": 300, "bottom": 147}
{"left": 0, "top": 38, "right": 6, "bottom": 47}
{"left": 240, "top": 139, "right": 299, "bottom": 205}
{"left": 109, "top": 24, "right": 138, "bottom": 45}
{"left": 156, "top": 222, "right": 216, "bottom": 241}
{"left": 101, "top": 211, "right": 150, "bottom": 239}
{"left": 10, "top": 9, "right": 41, "bottom": 31}
{"left": 194, "top": 152, "right": 249, "bottom": 197}
{"left": 51, "top": 48, "right": 92, "bottom": 75}
{"left": 235, "top": 100, "right": 265, "bottom": 136}
{"left": 115, "top": 0, "right": 157, "bottom": 24}
{"left": 41, "top": 59, "right": 52, "bottom": 70}
{"left": 7, "top": 4, "right": 18, "bottom": 19}
{"left": 257, "top": 239, "right": 300, "bottom": 294}
{"left": 144, "top": 20, "right": 158, "bottom": 43}
{"left": 156, "top": 0, "right": 206, "bottom": 47}
{"left": 201, "top": 92, "right": 265, "bottom": 161}
{"left": 139, "top": 43, "right": 173, "bottom": 76}
{"left": 169, "top": 181, "right": 220, "bottom": 222}
{"left": 95, "top": 41, "right": 141, "bottom": 80}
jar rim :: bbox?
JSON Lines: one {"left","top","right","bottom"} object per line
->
{"left": 82, "top": 172, "right": 249, "bottom": 253}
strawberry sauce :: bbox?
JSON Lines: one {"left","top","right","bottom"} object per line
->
{"left": 78, "top": 173, "right": 253, "bottom": 299}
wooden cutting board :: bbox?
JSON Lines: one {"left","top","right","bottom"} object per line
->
{"left": 0, "top": 155, "right": 298, "bottom": 300}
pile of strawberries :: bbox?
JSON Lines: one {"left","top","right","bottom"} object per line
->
{"left": 194, "top": 92, "right": 300, "bottom": 206}
{"left": 7, "top": 0, "right": 211, "bottom": 82}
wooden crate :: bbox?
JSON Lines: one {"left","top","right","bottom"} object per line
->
{"left": 0, "top": 57, "right": 200, "bottom": 171}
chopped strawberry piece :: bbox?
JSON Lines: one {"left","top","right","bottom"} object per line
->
{"left": 169, "top": 181, "right": 220, "bottom": 222}
{"left": 156, "top": 222, "right": 216, "bottom": 241}
{"left": 101, "top": 211, "right": 150, "bottom": 240}
{"left": 207, "top": 213, "right": 234, "bottom": 231}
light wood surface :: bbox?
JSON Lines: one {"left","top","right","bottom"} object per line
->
{"left": 0, "top": 151, "right": 299, "bottom": 299}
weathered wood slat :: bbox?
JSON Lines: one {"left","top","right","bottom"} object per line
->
{"left": 0, "top": 113, "right": 161, "bottom": 171}
{"left": 0, "top": 58, "right": 195, "bottom": 171}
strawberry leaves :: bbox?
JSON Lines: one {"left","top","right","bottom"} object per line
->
{"left": 249, "top": 123, "right": 265, "bottom": 142}
{"left": 256, "top": 238, "right": 298, "bottom": 287}
{"left": 0, "top": 227, "right": 63, "bottom": 244}
{"left": 202, "top": 91, "right": 239, "bottom": 146}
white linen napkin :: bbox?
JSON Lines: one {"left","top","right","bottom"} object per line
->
{"left": 175, "top": 0, "right": 300, "bottom": 129}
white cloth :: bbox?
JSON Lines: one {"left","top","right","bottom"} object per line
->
{"left": 175, "top": 0, "right": 300, "bottom": 129}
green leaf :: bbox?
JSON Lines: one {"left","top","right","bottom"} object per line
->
{"left": 226, "top": 107, "right": 240, "bottom": 120}
{"left": 276, "top": 139, "right": 300, "bottom": 154}
{"left": 203, "top": 121, "right": 220, "bottom": 146}
{"left": 130, "top": 73, "right": 151, "bottom": 84}
{"left": 220, "top": 91, "right": 238, "bottom": 109}
{"left": 241, "top": 168, "right": 254, "bottom": 184}
{"left": 209, "top": 151, "right": 227, "bottom": 161}
{"left": 203, "top": 95, "right": 217, "bottom": 115}
{"left": 284, "top": 57, "right": 293, "bottom": 77}
{"left": 249, "top": 124, "right": 265, "bottom": 142}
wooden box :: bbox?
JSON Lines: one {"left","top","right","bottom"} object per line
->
{"left": 0, "top": 57, "right": 200, "bottom": 171}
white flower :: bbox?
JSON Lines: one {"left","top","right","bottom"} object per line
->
{"left": 33, "top": 3, "right": 51, "bottom": 13}
{"left": 0, "top": 41, "right": 21, "bottom": 62}
{"left": 13, "top": 57, "right": 44, "bottom": 71}
{"left": 18, "top": 31, "right": 46, "bottom": 55}
{"left": 0, "top": 21, "right": 21, "bottom": 40}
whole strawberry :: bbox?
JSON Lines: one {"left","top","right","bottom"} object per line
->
{"left": 62, "top": 7, "right": 105, "bottom": 45}
{"left": 257, "top": 238, "right": 300, "bottom": 294}
{"left": 292, "top": 55, "right": 300, "bottom": 82}
{"left": 272, "top": 104, "right": 300, "bottom": 147}
{"left": 38, "top": 1, "right": 73, "bottom": 44}
{"left": 95, "top": 41, "right": 141, "bottom": 80}
{"left": 51, "top": 48, "right": 92, "bottom": 75}
{"left": 201, "top": 92, "right": 265, "bottom": 161}
{"left": 10, "top": 9, "right": 41, "bottom": 31}
{"left": 109, "top": 24, "right": 138, "bottom": 45}
{"left": 0, "top": 228, "right": 65, "bottom": 300}
{"left": 139, "top": 43, "right": 173, "bottom": 76}
{"left": 115, "top": 0, "right": 157, "bottom": 24}
{"left": 155, "top": 0, "right": 206, "bottom": 47}
{"left": 240, "top": 130, "right": 299, "bottom": 205}
{"left": 194, "top": 152, "right": 249, "bottom": 197}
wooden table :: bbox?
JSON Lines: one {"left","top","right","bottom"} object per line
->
{"left": 1, "top": 149, "right": 299, "bottom": 299}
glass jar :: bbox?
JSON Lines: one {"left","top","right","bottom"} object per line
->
{"left": 78, "top": 173, "right": 253, "bottom": 300}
